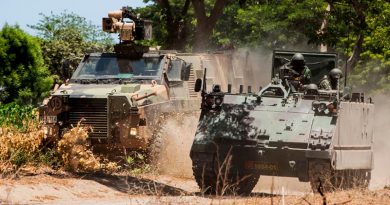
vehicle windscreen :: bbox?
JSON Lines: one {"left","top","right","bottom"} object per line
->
{"left": 72, "top": 56, "right": 162, "bottom": 80}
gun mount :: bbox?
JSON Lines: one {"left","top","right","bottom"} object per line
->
{"left": 102, "top": 7, "right": 152, "bottom": 58}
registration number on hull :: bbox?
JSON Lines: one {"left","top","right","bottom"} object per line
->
{"left": 244, "top": 161, "right": 278, "bottom": 171}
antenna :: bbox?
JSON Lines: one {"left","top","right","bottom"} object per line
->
{"left": 344, "top": 4, "right": 353, "bottom": 87}
{"left": 202, "top": 68, "right": 207, "bottom": 94}
{"left": 344, "top": 59, "right": 348, "bottom": 87}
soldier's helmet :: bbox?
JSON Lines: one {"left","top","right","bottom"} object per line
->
{"left": 291, "top": 53, "right": 305, "bottom": 67}
{"left": 305, "top": 83, "right": 319, "bottom": 95}
{"left": 329, "top": 68, "right": 343, "bottom": 79}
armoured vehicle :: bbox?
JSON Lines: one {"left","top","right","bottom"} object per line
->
{"left": 190, "top": 50, "right": 374, "bottom": 195}
{"left": 38, "top": 7, "right": 255, "bottom": 156}
{"left": 39, "top": 7, "right": 201, "bottom": 153}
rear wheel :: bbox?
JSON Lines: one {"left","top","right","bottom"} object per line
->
{"left": 332, "top": 169, "right": 371, "bottom": 189}
{"left": 309, "top": 159, "right": 371, "bottom": 192}
{"left": 192, "top": 152, "right": 259, "bottom": 196}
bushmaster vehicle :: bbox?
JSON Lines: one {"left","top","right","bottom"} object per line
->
{"left": 39, "top": 7, "right": 255, "bottom": 156}
{"left": 39, "top": 7, "right": 202, "bottom": 153}
{"left": 190, "top": 50, "right": 374, "bottom": 195}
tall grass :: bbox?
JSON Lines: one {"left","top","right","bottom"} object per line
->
{"left": 0, "top": 102, "right": 38, "bottom": 132}
{"left": 0, "top": 103, "right": 120, "bottom": 174}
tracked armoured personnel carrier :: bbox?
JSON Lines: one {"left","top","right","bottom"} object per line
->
{"left": 190, "top": 50, "right": 374, "bottom": 195}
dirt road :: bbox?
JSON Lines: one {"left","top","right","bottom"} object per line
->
{"left": 1, "top": 173, "right": 390, "bottom": 205}
{"left": 2, "top": 96, "right": 390, "bottom": 204}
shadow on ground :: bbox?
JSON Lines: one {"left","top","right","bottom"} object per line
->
{"left": 80, "top": 172, "right": 189, "bottom": 196}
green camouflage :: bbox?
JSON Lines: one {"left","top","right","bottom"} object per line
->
{"left": 190, "top": 50, "right": 375, "bottom": 195}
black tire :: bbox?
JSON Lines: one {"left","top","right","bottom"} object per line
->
{"left": 308, "top": 159, "right": 335, "bottom": 193}
{"left": 309, "top": 159, "right": 371, "bottom": 192}
{"left": 333, "top": 169, "right": 371, "bottom": 189}
{"left": 192, "top": 153, "right": 259, "bottom": 196}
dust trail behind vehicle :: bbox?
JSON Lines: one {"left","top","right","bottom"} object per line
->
{"left": 370, "top": 95, "right": 390, "bottom": 189}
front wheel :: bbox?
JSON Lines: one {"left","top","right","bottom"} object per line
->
{"left": 192, "top": 152, "right": 260, "bottom": 196}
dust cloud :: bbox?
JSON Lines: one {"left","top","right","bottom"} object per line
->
{"left": 231, "top": 47, "right": 272, "bottom": 91}
{"left": 155, "top": 48, "right": 274, "bottom": 178}
{"left": 370, "top": 95, "right": 390, "bottom": 189}
{"left": 156, "top": 112, "right": 200, "bottom": 178}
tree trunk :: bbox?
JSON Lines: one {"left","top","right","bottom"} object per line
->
{"left": 319, "top": 4, "right": 331, "bottom": 52}
{"left": 193, "top": 22, "right": 213, "bottom": 52}
{"left": 347, "top": 33, "right": 364, "bottom": 71}
{"left": 192, "top": 0, "right": 229, "bottom": 52}
{"left": 156, "top": 0, "right": 191, "bottom": 50}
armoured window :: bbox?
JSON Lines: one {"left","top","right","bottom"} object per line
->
{"left": 72, "top": 55, "right": 162, "bottom": 79}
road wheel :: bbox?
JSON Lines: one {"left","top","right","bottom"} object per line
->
{"left": 309, "top": 159, "right": 371, "bottom": 193}
{"left": 308, "top": 159, "right": 335, "bottom": 193}
{"left": 192, "top": 152, "right": 259, "bottom": 196}
{"left": 335, "top": 169, "right": 371, "bottom": 189}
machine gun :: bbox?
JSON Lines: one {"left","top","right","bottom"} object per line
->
{"left": 102, "top": 7, "right": 152, "bottom": 58}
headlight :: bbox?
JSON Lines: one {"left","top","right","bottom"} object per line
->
{"left": 204, "top": 94, "right": 224, "bottom": 108}
{"left": 206, "top": 96, "right": 215, "bottom": 106}
{"left": 130, "top": 127, "right": 138, "bottom": 136}
{"left": 215, "top": 97, "right": 223, "bottom": 106}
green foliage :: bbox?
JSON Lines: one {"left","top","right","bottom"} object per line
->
{"left": 38, "top": 148, "right": 62, "bottom": 167}
{"left": 349, "top": 1, "right": 390, "bottom": 93}
{"left": 225, "top": 0, "right": 326, "bottom": 49}
{"left": 0, "top": 102, "right": 37, "bottom": 131}
{"left": 29, "top": 12, "right": 114, "bottom": 80}
{"left": 125, "top": 151, "right": 150, "bottom": 174}
{"left": 138, "top": 1, "right": 195, "bottom": 50}
{"left": 0, "top": 25, "right": 54, "bottom": 104}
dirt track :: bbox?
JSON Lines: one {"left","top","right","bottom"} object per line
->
{"left": 1, "top": 173, "right": 390, "bottom": 205}
{"left": 2, "top": 96, "right": 390, "bottom": 204}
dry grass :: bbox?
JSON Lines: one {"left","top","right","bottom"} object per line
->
{"left": 57, "top": 123, "right": 100, "bottom": 172}
{"left": 0, "top": 122, "right": 120, "bottom": 175}
{"left": 0, "top": 122, "right": 45, "bottom": 174}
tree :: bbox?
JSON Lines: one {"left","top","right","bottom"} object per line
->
{"left": 30, "top": 12, "right": 114, "bottom": 80}
{"left": 140, "top": 0, "right": 231, "bottom": 51}
{"left": 348, "top": 0, "right": 390, "bottom": 93}
{"left": 230, "top": 0, "right": 327, "bottom": 49}
{"left": 142, "top": 0, "right": 192, "bottom": 50}
{"left": 0, "top": 25, "right": 54, "bottom": 104}
{"left": 192, "top": 0, "right": 230, "bottom": 51}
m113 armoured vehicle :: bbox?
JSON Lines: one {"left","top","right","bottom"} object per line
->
{"left": 190, "top": 50, "right": 374, "bottom": 195}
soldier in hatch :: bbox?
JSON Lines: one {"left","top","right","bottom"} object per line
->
{"left": 280, "top": 53, "right": 312, "bottom": 90}
{"left": 289, "top": 53, "right": 311, "bottom": 85}
{"left": 319, "top": 75, "right": 332, "bottom": 90}
{"left": 318, "top": 68, "right": 343, "bottom": 90}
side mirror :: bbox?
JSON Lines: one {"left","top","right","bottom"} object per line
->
{"left": 194, "top": 79, "right": 202, "bottom": 92}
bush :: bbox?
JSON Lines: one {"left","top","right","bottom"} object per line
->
{"left": 0, "top": 25, "right": 54, "bottom": 104}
